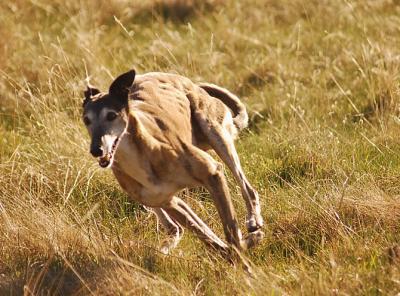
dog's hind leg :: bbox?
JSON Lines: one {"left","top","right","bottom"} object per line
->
{"left": 181, "top": 143, "right": 262, "bottom": 251}
{"left": 163, "top": 196, "right": 229, "bottom": 253}
{"left": 152, "top": 207, "right": 184, "bottom": 254}
{"left": 195, "top": 111, "right": 264, "bottom": 234}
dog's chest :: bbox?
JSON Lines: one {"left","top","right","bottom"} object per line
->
{"left": 113, "top": 138, "right": 154, "bottom": 186}
{"left": 112, "top": 137, "right": 179, "bottom": 200}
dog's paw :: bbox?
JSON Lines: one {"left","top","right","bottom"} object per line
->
{"left": 159, "top": 235, "right": 182, "bottom": 255}
{"left": 160, "top": 243, "right": 172, "bottom": 255}
{"left": 246, "top": 215, "right": 264, "bottom": 233}
{"left": 243, "top": 229, "right": 264, "bottom": 250}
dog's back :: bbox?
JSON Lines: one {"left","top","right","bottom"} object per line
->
{"left": 128, "top": 72, "right": 247, "bottom": 150}
{"left": 128, "top": 73, "right": 194, "bottom": 146}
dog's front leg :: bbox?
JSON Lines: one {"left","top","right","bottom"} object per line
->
{"left": 152, "top": 207, "right": 184, "bottom": 254}
{"left": 163, "top": 196, "right": 228, "bottom": 253}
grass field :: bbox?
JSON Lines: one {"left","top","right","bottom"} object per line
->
{"left": 1, "top": 0, "right": 400, "bottom": 294}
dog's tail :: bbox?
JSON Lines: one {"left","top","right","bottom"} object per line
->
{"left": 198, "top": 83, "right": 248, "bottom": 131}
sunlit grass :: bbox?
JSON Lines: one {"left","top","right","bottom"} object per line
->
{"left": 1, "top": 0, "right": 400, "bottom": 294}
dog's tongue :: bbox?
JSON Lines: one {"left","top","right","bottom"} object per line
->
{"left": 99, "top": 155, "right": 111, "bottom": 168}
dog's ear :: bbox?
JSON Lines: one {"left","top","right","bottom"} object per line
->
{"left": 83, "top": 86, "right": 100, "bottom": 107}
{"left": 109, "top": 69, "right": 136, "bottom": 102}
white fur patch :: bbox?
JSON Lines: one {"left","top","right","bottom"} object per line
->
{"left": 222, "top": 110, "right": 238, "bottom": 139}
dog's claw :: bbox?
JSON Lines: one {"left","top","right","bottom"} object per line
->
{"left": 246, "top": 215, "right": 264, "bottom": 233}
{"left": 247, "top": 225, "right": 261, "bottom": 233}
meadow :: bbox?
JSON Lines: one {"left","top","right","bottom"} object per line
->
{"left": 1, "top": 0, "right": 400, "bottom": 294}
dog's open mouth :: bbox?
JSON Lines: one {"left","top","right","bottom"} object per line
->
{"left": 98, "top": 137, "right": 120, "bottom": 168}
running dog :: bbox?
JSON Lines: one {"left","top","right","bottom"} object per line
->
{"left": 82, "top": 70, "right": 264, "bottom": 257}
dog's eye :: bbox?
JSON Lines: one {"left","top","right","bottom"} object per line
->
{"left": 83, "top": 116, "right": 91, "bottom": 126}
{"left": 106, "top": 112, "right": 117, "bottom": 121}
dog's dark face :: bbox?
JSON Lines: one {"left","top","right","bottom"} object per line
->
{"left": 82, "top": 70, "right": 135, "bottom": 168}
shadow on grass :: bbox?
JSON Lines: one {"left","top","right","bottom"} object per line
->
{"left": 269, "top": 153, "right": 334, "bottom": 188}
{"left": 236, "top": 63, "right": 277, "bottom": 97}
{"left": 0, "top": 255, "right": 98, "bottom": 295}
{"left": 356, "top": 89, "right": 399, "bottom": 122}
{"left": 133, "top": 0, "right": 223, "bottom": 24}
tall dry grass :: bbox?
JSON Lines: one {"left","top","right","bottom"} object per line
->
{"left": 1, "top": 0, "right": 400, "bottom": 294}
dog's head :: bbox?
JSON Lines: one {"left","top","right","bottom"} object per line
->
{"left": 82, "top": 69, "right": 135, "bottom": 168}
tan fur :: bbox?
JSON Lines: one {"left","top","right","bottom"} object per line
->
{"left": 83, "top": 71, "right": 264, "bottom": 258}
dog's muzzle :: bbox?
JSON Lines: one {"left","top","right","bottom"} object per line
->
{"left": 98, "top": 136, "right": 120, "bottom": 168}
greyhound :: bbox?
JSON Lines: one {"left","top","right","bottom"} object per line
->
{"left": 82, "top": 69, "right": 264, "bottom": 258}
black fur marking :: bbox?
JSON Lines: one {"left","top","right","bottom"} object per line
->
{"left": 83, "top": 86, "right": 101, "bottom": 107}
{"left": 109, "top": 69, "right": 136, "bottom": 103}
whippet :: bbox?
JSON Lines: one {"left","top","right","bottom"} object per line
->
{"left": 82, "top": 70, "right": 264, "bottom": 258}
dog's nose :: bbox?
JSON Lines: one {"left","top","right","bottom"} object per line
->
{"left": 90, "top": 146, "right": 103, "bottom": 157}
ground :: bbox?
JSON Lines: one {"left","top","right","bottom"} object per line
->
{"left": 1, "top": 0, "right": 400, "bottom": 295}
